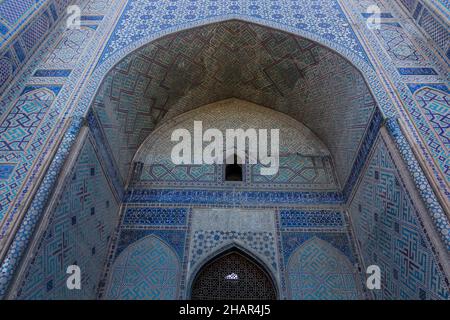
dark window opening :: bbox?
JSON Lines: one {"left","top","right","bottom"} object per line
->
{"left": 191, "top": 250, "right": 277, "bottom": 300}
{"left": 225, "top": 154, "right": 243, "bottom": 182}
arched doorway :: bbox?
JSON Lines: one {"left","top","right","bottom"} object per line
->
{"left": 191, "top": 249, "right": 277, "bottom": 300}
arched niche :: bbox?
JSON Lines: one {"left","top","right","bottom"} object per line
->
{"left": 89, "top": 20, "right": 380, "bottom": 190}
{"left": 287, "top": 237, "right": 361, "bottom": 300}
{"left": 189, "top": 247, "right": 278, "bottom": 300}
{"left": 130, "top": 99, "right": 337, "bottom": 190}
{"left": 105, "top": 235, "right": 181, "bottom": 300}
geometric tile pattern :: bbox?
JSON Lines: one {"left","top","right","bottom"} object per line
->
{"left": 0, "top": 0, "right": 111, "bottom": 255}
{"left": 251, "top": 155, "right": 338, "bottom": 190}
{"left": 135, "top": 99, "right": 338, "bottom": 191}
{"left": 95, "top": 21, "right": 376, "bottom": 186}
{"left": 190, "top": 230, "right": 277, "bottom": 271}
{"left": 105, "top": 235, "right": 180, "bottom": 300}
{"left": 413, "top": 87, "right": 449, "bottom": 183}
{"left": 115, "top": 229, "right": 187, "bottom": 261}
{"left": 286, "top": 237, "right": 361, "bottom": 300}
{"left": 101, "top": 0, "right": 369, "bottom": 64}
{"left": 44, "top": 27, "right": 95, "bottom": 68}
{"left": 373, "top": 23, "right": 424, "bottom": 62}
{"left": 349, "top": 134, "right": 450, "bottom": 300}
{"left": 350, "top": 0, "right": 449, "bottom": 202}
{"left": 0, "top": 163, "right": 14, "bottom": 179}
{"left": 0, "top": 0, "right": 71, "bottom": 92}
{"left": 140, "top": 161, "right": 218, "bottom": 185}
{"left": 102, "top": 202, "right": 188, "bottom": 299}
{"left": 0, "top": 88, "right": 56, "bottom": 152}
{"left": 281, "top": 232, "right": 357, "bottom": 265}
{"left": 280, "top": 210, "right": 344, "bottom": 229}
{"left": 13, "top": 137, "right": 119, "bottom": 299}
{"left": 0, "top": 3, "right": 393, "bottom": 289}
{"left": 386, "top": 118, "right": 450, "bottom": 248}
{"left": 125, "top": 188, "right": 344, "bottom": 206}
{"left": 417, "top": 8, "right": 450, "bottom": 60}
{"left": 123, "top": 207, "right": 187, "bottom": 227}
{"left": 140, "top": 156, "right": 337, "bottom": 190}
{"left": 0, "top": 0, "right": 449, "bottom": 302}
{"left": 397, "top": 0, "right": 450, "bottom": 60}
{"left": 0, "top": 86, "right": 59, "bottom": 222}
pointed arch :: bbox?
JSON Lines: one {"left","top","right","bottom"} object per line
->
{"left": 84, "top": 19, "right": 384, "bottom": 190}
{"left": 286, "top": 236, "right": 361, "bottom": 300}
{"left": 105, "top": 235, "right": 181, "bottom": 300}
{"left": 188, "top": 245, "right": 278, "bottom": 300}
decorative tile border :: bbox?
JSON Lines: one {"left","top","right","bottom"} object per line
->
{"left": 343, "top": 108, "right": 385, "bottom": 201}
{"left": 279, "top": 210, "right": 345, "bottom": 229}
{"left": 125, "top": 188, "right": 345, "bottom": 207}
{"left": 123, "top": 207, "right": 188, "bottom": 227}
{"left": 386, "top": 118, "right": 450, "bottom": 249}
{"left": 0, "top": 0, "right": 72, "bottom": 93}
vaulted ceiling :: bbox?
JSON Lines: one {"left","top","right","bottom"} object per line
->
{"left": 93, "top": 20, "right": 377, "bottom": 186}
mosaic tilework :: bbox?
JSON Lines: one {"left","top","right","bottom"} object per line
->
{"left": 0, "top": 0, "right": 71, "bottom": 92}
{"left": 251, "top": 155, "right": 338, "bottom": 190}
{"left": 140, "top": 156, "right": 338, "bottom": 190}
{"left": 366, "top": 14, "right": 450, "bottom": 188}
{"left": 342, "top": 107, "right": 384, "bottom": 201}
{"left": 397, "top": 0, "right": 450, "bottom": 60}
{"left": 103, "top": 204, "right": 188, "bottom": 300}
{"left": 136, "top": 98, "right": 331, "bottom": 156}
{"left": 280, "top": 210, "right": 344, "bottom": 229}
{"left": 281, "top": 230, "right": 356, "bottom": 265}
{"left": 135, "top": 99, "right": 338, "bottom": 191}
{"left": 11, "top": 136, "right": 119, "bottom": 299}
{"left": 190, "top": 230, "right": 277, "bottom": 271}
{"left": 0, "top": 87, "right": 58, "bottom": 152}
{"left": 0, "top": 0, "right": 127, "bottom": 297}
{"left": 0, "top": 0, "right": 394, "bottom": 298}
{"left": 86, "top": 109, "right": 124, "bottom": 197}
{"left": 0, "top": 0, "right": 50, "bottom": 42}
{"left": 0, "top": 163, "right": 14, "bottom": 179}
{"left": 123, "top": 207, "right": 187, "bottom": 227}
{"left": 418, "top": 9, "right": 450, "bottom": 59}
{"left": 349, "top": 134, "right": 450, "bottom": 300}
{"left": 287, "top": 237, "right": 360, "bottom": 300}
{"left": 105, "top": 235, "right": 181, "bottom": 300}
{"left": 0, "top": 0, "right": 117, "bottom": 250}
{"left": 0, "top": 0, "right": 446, "bottom": 302}
{"left": 347, "top": 0, "right": 449, "bottom": 208}
{"left": 125, "top": 189, "right": 344, "bottom": 207}
{"left": 373, "top": 23, "right": 425, "bottom": 62}
{"left": 141, "top": 161, "right": 218, "bottom": 185}
{"left": 115, "top": 228, "right": 187, "bottom": 261}
{"left": 44, "top": 27, "right": 96, "bottom": 68}
{"left": 397, "top": 67, "right": 438, "bottom": 75}
{"left": 96, "top": 21, "right": 377, "bottom": 186}
{"left": 386, "top": 119, "right": 450, "bottom": 249}
{"left": 413, "top": 87, "right": 449, "bottom": 183}
{"left": 399, "top": 0, "right": 419, "bottom": 12}
{"left": 0, "top": 86, "right": 60, "bottom": 221}
{"left": 100, "top": 0, "right": 369, "bottom": 65}
{"left": 354, "top": 2, "right": 450, "bottom": 239}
